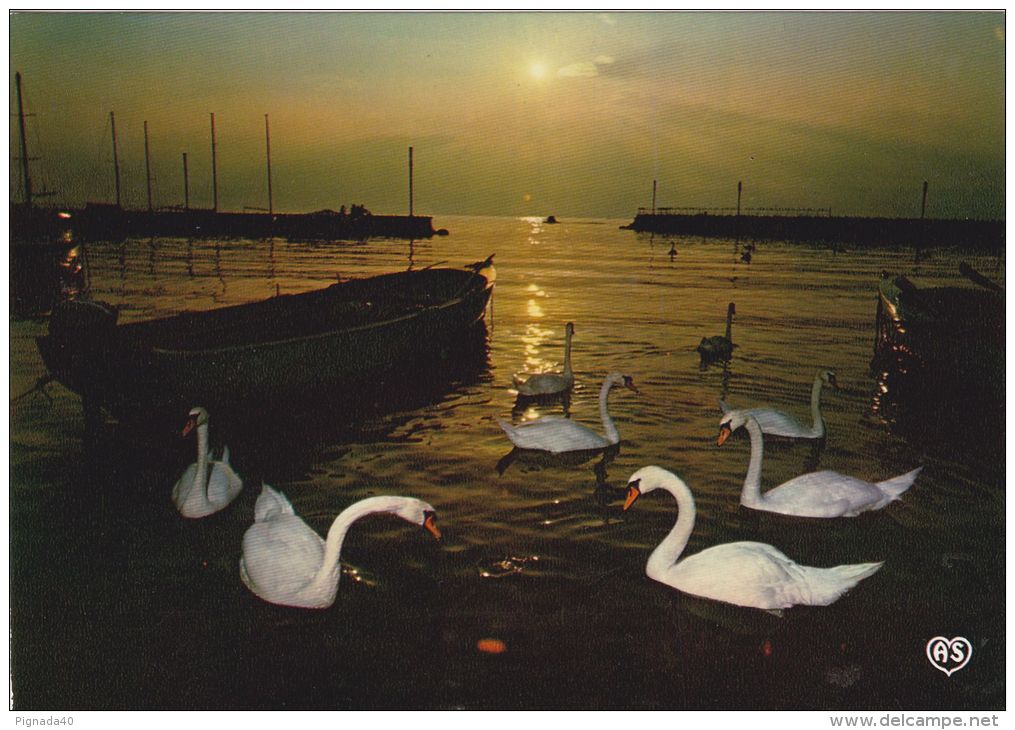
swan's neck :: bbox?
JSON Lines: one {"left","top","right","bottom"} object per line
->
{"left": 306, "top": 497, "right": 410, "bottom": 599}
{"left": 740, "top": 417, "right": 765, "bottom": 507}
{"left": 562, "top": 330, "right": 573, "bottom": 376}
{"left": 810, "top": 375, "right": 825, "bottom": 433}
{"left": 646, "top": 476, "right": 696, "bottom": 581}
{"left": 599, "top": 380, "right": 620, "bottom": 444}
{"left": 191, "top": 424, "right": 210, "bottom": 496}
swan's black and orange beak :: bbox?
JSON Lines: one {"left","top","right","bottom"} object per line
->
{"left": 623, "top": 481, "right": 641, "bottom": 511}
{"left": 423, "top": 511, "right": 442, "bottom": 541}
{"left": 828, "top": 373, "right": 840, "bottom": 389}
{"left": 182, "top": 415, "right": 198, "bottom": 437}
{"left": 623, "top": 376, "right": 640, "bottom": 394}
{"left": 717, "top": 423, "right": 732, "bottom": 446}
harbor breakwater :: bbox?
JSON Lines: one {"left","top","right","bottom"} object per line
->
{"left": 11, "top": 202, "right": 437, "bottom": 244}
{"left": 625, "top": 212, "right": 1004, "bottom": 249}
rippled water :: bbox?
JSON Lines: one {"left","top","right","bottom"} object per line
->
{"left": 9, "top": 216, "right": 1004, "bottom": 710}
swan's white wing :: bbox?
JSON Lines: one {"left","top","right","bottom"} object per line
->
{"left": 206, "top": 460, "right": 243, "bottom": 508}
{"left": 499, "top": 416, "right": 609, "bottom": 453}
{"left": 743, "top": 408, "right": 814, "bottom": 438}
{"left": 172, "top": 462, "right": 198, "bottom": 504}
{"left": 241, "top": 514, "right": 324, "bottom": 601}
{"left": 667, "top": 542, "right": 877, "bottom": 609}
{"left": 253, "top": 484, "right": 295, "bottom": 522}
{"left": 764, "top": 471, "right": 887, "bottom": 517}
{"left": 668, "top": 542, "right": 808, "bottom": 610}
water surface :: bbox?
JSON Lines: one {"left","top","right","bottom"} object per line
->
{"left": 9, "top": 216, "right": 1005, "bottom": 710}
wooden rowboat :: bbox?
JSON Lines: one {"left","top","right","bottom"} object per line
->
{"left": 37, "top": 259, "right": 495, "bottom": 421}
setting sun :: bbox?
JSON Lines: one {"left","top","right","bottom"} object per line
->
{"left": 529, "top": 61, "right": 547, "bottom": 80}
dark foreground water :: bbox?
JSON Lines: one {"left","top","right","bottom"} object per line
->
{"left": 9, "top": 216, "right": 1005, "bottom": 710}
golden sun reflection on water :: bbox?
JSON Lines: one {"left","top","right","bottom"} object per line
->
{"left": 522, "top": 216, "right": 544, "bottom": 241}
{"left": 521, "top": 322, "right": 554, "bottom": 372}
{"left": 520, "top": 405, "right": 541, "bottom": 422}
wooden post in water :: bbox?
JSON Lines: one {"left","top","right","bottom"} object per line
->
{"left": 15, "top": 72, "right": 33, "bottom": 208}
{"left": 652, "top": 179, "right": 657, "bottom": 215}
{"left": 182, "top": 152, "right": 190, "bottom": 210}
{"left": 408, "top": 146, "right": 414, "bottom": 217}
{"left": 921, "top": 181, "right": 928, "bottom": 219}
{"left": 144, "top": 121, "right": 153, "bottom": 212}
{"left": 737, "top": 181, "right": 742, "bottom": 217}
{"left": 110, "top": 112, "right": 122, "bottom": 208}
{"left": 264, "top": 114, "right": 274, "bottom": 216}
{"left": 210, "top": 112, "right": 218, "bottom": 212}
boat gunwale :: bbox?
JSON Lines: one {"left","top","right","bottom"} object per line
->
{"left": 149, "top": 276, "right": 491, "bottom": 358}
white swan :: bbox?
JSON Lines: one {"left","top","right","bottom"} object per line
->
{"left": 622, "top": 466, "right": 883, "bottom": 610}
{"left": 239, "top": 484, "right": 442, "bottom": 609}
{"left": 497, "top": 372, "right": 638, "bottom": 453}
{"left": 513, "top": 322, "right": 575, "bottom": 397}
{"left": 719, "top": 369, "right": 838, "bottom": 439}
{"left": 171, "top": 406, "right": 243, "bottom": 519}
{"left": 718, "top": 410, "right": 921, "bottom": 518}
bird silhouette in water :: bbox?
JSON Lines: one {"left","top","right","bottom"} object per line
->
{"left": 697, "top": 302, "right": 737, "bottom": 368}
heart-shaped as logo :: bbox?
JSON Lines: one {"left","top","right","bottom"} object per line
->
{"left": 926, "top": 636, "right": 973, "bottom": 676}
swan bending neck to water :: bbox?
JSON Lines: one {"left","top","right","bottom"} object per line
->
{"left": 172, "top": 406, "right": 243, "bottom": 519}
{"left": 719, "top": 369, "right": 838, "bottom": 439}
{"left": 718, "top": 411, "right": 921, "bottom": 518}
{"left": 513, "top": 322, "right": 576, "bottom": 397}
{"left": 622, "top": 466, "right": 883, "bottom": 610}
{"left": 240, "top": 485, "right": 441, "bottom": 609}
{"left": 498, "top": 372, "right": 638, "bottom": 453}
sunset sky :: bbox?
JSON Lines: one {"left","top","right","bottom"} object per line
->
{"left": 9, "top": 11, "right": 1005, "bottom": 220}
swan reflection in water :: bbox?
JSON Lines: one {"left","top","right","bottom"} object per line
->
{"left": 511, "top": 390, "right": 571, "bottom": 419}
{"left": 496, "top": 442, "right": 620, "bottom": 486}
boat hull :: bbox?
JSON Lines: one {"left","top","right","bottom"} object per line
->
{"left": 37, "top": 266, "right": 493, "bottom": 420}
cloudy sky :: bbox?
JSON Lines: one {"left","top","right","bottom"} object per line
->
{"left": 9, "top": 11, "right": 1005, "bottom": 219}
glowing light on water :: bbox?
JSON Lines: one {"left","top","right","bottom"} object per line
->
{"left": 476, "top": 638, "right": 507, "bottom": 654}
{"left": 478, "top": 555, "right": 541, "bottom": 579}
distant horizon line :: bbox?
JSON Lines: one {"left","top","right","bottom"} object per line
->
{"left": 12, "top": 201, "right": 1004, "bottom": 224}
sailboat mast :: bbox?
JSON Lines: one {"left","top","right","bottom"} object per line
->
{"left": 15, "top": 72, "right": 33, "bottom": 208}
{"left": 182, "top": 152, "right": 190, "bottom": 210}
{"left": 265, "top": 114, "right": 273, "bottom": 216}
{"left": 408, "top": 146, "right": 414, "bottom": 217}
{"left": 110, "top": 111, "right": 122, "bottom": 208}
{"left": 210, "top": 112, "right": 218, "bottom": 212}
{"left": 144, "top": 120, "right": 153, "bottom": 212}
